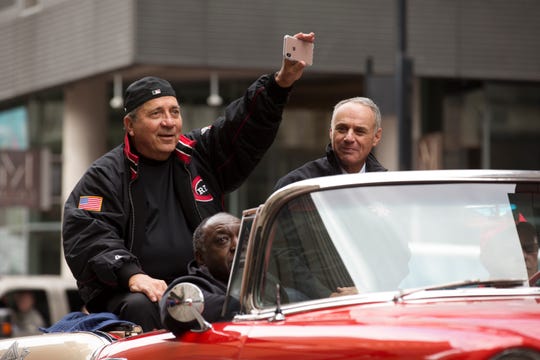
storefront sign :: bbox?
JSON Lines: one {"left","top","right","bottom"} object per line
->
{"left": 0, "top": 149, "right": 51, "bottom": 209}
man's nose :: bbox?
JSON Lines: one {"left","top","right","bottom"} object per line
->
{"left": 230, "top": 237, "right": 238, "bottom": 252}
{"left": 161, "top": 113, "right": 175, "bottom": 126}
{"left": 344, "top": 129, "right": 354, "bottom": 140}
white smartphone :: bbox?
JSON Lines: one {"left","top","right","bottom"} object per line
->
{"left": 283, "top": 35, "right": 314, "bottom": 66}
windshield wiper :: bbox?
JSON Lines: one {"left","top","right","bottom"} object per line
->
{"left": 393, "top": 278, "right": 527, "bottom": 303}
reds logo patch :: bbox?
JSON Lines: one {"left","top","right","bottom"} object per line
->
{"left": 192, "top": 176, "right": 213, "bottom": 202}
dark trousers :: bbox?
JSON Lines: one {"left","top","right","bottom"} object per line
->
{"left": 88, "top": 291, "right": 161, "bottom": 332}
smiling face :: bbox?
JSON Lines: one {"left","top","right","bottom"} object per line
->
{"left": 123, "top": 96, "right": 182, "bottom": 161}
{"left": 329, "top": 101, "right": 382, "bottom": 173}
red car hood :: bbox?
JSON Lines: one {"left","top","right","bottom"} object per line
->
{"left": 95, "top": 294, "right": 540, "bottom": 360}
{"left": 266, "top": 295, "right": 540, "bottom": 356}
{"left": 292, "top": 295, "right": 540, "bottom": 334}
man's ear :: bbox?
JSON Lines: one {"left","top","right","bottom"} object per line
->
{"left": 194, "top": 250, "right": 204, "bottom": 266}
{"left": 123, "top": 115, "right": 134, "bottom": 136}
{"left": 372, "top": 127, "right": 382, "bottom": 147}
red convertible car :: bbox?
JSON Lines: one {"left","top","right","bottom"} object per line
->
{"left": 2, "top": 169, "right": 540, "bottom": 360}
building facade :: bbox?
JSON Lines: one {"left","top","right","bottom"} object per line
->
{"left": 0, "top": 0, "right": 539, "bottom": 276}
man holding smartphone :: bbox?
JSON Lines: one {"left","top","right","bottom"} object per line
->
{"left": 62, "top": 32, "right": 315, "bottom": 332}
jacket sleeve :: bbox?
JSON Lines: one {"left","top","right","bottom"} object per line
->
{"left": 272, "top": 156, "right": 336, "bottom": 192}
{"left": 190, "top": 73, "right": 292, "bottom": 193}
{"left": 62, "top": 153, "right": 142, "bottom": 291}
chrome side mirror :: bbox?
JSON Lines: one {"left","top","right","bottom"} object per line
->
{"left": 165, "top": 282, "right": 212, "bottom": 332}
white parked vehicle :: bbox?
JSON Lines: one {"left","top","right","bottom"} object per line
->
{"left": 0, "top": 275, "right": 83, "bottom": 337}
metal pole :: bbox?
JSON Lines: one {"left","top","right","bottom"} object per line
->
{"left": 396, "top": 0, "right": 413, "bottom": 170}
{"left": 481, "top": 108, "right": 491, "bottom": 169}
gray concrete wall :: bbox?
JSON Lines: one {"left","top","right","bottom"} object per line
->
{"left": 0, "top": 0, "right": 134, "bottom": 101}
{"left": 1, "top": 0, "right": 539, "bottom": 102}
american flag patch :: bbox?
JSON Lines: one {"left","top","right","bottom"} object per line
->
{"left": 78, "top": 196, "right": 103, "bottom": 211}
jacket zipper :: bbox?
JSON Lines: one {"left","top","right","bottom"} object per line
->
{"left": 127, "top": 180, "right": 136, "bottom": 252}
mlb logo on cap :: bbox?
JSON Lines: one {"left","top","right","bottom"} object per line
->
{"left": 123, "top": 76, "right": 176, "bottom": 113}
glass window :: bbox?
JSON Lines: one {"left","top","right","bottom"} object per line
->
{"left": 223, "top": 212, "right": 255, "bottom": 318}
{"left": 258, "top": 182, "right": 538, "bottom": 307}
{"left": 0, "top": 94, "right": 63, "bottom": 275}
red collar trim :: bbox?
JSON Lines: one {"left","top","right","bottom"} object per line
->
{"left": 123, "top": 133, "right": 196, "bottom": 174}
{"left": 123, "top": 133, "right": 139, "bottom": 180}
{"left": 175, "top": 135, "right": 196, "bottom": 164}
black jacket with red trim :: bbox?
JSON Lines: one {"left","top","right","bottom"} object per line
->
{"left": 62, "top": 74, "right": 290, "bottom": 307}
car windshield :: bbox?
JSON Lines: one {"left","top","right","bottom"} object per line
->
{"left": 259, "top": 182, "right": 538, "bottom": 306}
